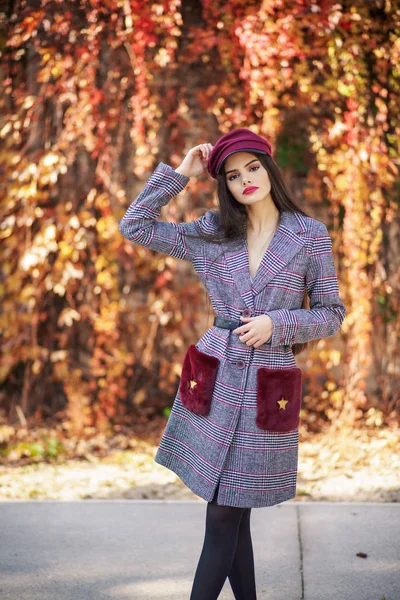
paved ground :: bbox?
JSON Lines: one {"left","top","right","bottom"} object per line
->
{"left": 0, "top": 500, "right": 399, "bottom": 600}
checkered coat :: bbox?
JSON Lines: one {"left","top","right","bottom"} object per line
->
{"left": 119, "top": 162, "right": 346, "bottom": 508}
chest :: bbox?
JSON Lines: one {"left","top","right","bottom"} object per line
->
{"left": 246, "top": 230, "right": 276, "bottom": 280}
{"left": 197, "top": 212, "right": 311, "bottom": 311}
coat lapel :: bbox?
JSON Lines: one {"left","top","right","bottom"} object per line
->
{"left": 221, "top": 210, "right": 307, "bottom": 309}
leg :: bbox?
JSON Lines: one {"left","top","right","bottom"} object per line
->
{"left": 228, "top": 507, "right": 257, "bottom": 600}
{"left": 209, "top": 485, "right": 257, "bottom": 599}
{"left": 189, "top": 486, "right": 246, "bottom": 600}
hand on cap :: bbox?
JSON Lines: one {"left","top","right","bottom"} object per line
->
{"left": 175, "top": 143, "right": 214, "bottom": 178}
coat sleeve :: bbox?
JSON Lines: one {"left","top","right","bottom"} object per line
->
{"left": 118, "top": 162, "right": 220, "bottom": 262}
{"left": 265, "top": 220, "right": 346, "bottom": 346}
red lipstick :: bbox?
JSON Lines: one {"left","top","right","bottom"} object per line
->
{"left": 243, "top": 186, "right": 259, "bottom": 195}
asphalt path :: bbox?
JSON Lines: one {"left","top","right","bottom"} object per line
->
{"left": 0, "top": 500, "right": 399, "bottom": 600}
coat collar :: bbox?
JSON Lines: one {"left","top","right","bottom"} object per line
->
{"left": 221, "top": 210, "right": 308, "bottom": 311}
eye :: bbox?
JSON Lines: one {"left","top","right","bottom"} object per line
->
{"left": 227, "top": 165, "right": 260, "bottom": 182}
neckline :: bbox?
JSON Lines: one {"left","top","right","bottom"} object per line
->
{"left": 243, "top": 212, "right": 282, "bottom": 283}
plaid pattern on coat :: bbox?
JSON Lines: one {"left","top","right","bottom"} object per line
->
{"left": 119, "top": 162, "right": 347, "bottom": 508}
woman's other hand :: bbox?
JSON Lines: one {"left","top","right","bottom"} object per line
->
{"left": 175, "top": 143, "right": 214, "bottom": 178}
{"left": 233, "top": 315, "right": 274, "bottom": 348}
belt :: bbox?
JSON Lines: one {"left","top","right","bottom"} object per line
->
{"left": 213, "top": 315, "right": 241, "bottom": 330}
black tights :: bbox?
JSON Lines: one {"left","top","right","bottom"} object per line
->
{"left": 189, "top": 484, "right": 257, "bottom": 600}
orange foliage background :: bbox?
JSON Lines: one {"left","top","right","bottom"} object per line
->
{"left": 1, "top": 0, "right": 399, "bottom": 435}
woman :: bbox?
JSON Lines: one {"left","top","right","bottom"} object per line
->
{"left": 119, "top": 128, "right": 346, "bottom": 600}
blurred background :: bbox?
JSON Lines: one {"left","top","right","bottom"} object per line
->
{"left": 0, "top": 0, "right": 399, "bottom": 502}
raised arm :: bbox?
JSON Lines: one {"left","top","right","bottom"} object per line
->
{"left": 118, "top": 145, "right": 219, "bottom": 262}
{"left": 265, "top": 220, "right": 346, "bottom": 346}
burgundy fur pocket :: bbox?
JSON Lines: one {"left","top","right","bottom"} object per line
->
{"left": 256, "top": 367, "right": 303, "bottom": 432}
{"left": 179, "top": 345, "right": 220, "bottom": 416}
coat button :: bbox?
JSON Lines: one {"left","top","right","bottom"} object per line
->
{"left": 242, "top": 309, "right": 251, "bottom": 317}
{"left": 236, "top": 360, "right": 245, "bottom": 369}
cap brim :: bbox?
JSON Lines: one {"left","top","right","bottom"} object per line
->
{"left": 217, "top": 149, "right": 268, "bottom": 174}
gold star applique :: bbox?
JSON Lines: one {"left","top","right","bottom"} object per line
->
{"left": 277, "top": 397, "right": 289, "bottom": 410}
{"left": 190, "top": 380, "right": 197, "bottom": 389}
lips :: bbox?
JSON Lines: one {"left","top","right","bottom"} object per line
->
{"left": 243, "top": 186, "right": 259, "bottom": 195}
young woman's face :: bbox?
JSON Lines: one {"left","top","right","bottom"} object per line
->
{"left": 223, "top": 151, "right": 271, "bottom": 205}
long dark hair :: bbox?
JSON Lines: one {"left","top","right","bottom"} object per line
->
{"left": 186, "top": 152, "right": 315, "bottom": 357}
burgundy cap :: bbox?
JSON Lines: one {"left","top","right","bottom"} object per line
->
{"left": 207, "top": 128, "right": 272, "bottom": 179}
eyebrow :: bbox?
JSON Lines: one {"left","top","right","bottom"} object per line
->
{"left": 225, "top": 158, "right": 260, "bottom": 176}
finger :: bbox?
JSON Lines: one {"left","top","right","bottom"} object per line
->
{"left": 200, "top": 143, "right": 213, "bottom": 159}
{"left": 196, "top": 148, "right": 207, "bottom": 162}
{"left": 238, "top": 331, "right": 254, "bottom": 343}
{"left": 204, "top": 144, "right": 211, "bottom": 160}
{"left": 199, "top": 145, "right": 209, "bottom": 161}
{"left": 233, "top": 324, "right": 249, "bottom": 334}
{"left": 246, "top": 335, "right": 259, "bottom": 346}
